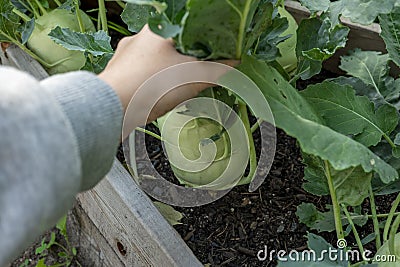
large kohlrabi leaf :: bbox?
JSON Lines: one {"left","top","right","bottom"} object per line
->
{"left": 237, "top": 56, "right": 398, "bottom": 183}
{"left": 121, "top": 3, "right": 155, "bottom": 33}
{"left": 0, "top": 0, "right": 21, "bottom": 42}
{"left": 330, "top": 0, "right": 397, "bottom": 25}
{"left": 296, "top": 17, "right": 349, "bottom": 80}
{"left": 302, "top": 153, "right": 372, "bottom": 206}
{"left": 296, "top": 203, "right": 368, "bottom": 233}
{"left": 299, "top": 0, "right": 330, "bottom": 13}
{"left": 340, "top": 50, "right": 389, "bottom": 95}
{"left": 301, "top": 81, "right": 398, "bottom": 147}
{"left": 339, "top": 49, "right": 400, "bottom": 110}
{"left": 124, "top": 0, "right": 167, "bottom": 13}
{"left": 178, "top": 0, "right": 260, "bottom": 59}
{"left": 48, "top": 27, "right": 113, "bottom": 56}
{"left": 379, "top": 6, "right": 400, "bottom": 69}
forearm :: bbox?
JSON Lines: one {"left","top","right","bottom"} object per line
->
{"left": 0, "top": 67, "right": 122, "bottom": 265}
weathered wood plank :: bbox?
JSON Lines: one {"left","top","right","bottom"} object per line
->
{"left": 76, "top": 160, "right": 202, "bottom": 267}
{"left": 2, "top": 44, "right": 201, "bottom": 267}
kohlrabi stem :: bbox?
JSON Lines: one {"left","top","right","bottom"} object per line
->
{"left": 12, "top": 8, "right": 31, "bottom": 22}
{"left": 383, "top": 134, "right": 397, "bottom": 149}
{"left": 369, "top": 184, "right": 382, "bottom": 250}
{"left": 384, "top": 192, "right": 400, "bottom": 242}
{"left": 389, "top": 214, "right": 400, "bottom": 258}
{"left": 136, "top": 127, "right": 163, "bottom": 141}
{"left": 325, "top": 160, "right": 344, "bottom": 240}
{"left": 33, "top": 0, "right": 47, "bottom": 16}
{"left": 27, "top": 1, "right": 40, "bottom": 18}
{"left": 236, "top": 0, "right": 251, "bottom": 59}
{"left": 74, "top": 1, "right": 85, "bottom": 32}
{"left": 98, "top": 0, "right": 108, "bottom": 32}
{"left": 53, "top": 0, "right": 62, "bottom": 7}
{"left": 342, "top": 204, "right": 366, "bottom": 262}
{"left": 341, "top": 212, "right": 400, "bottom": 220}
{"left": 116, "top": 1, "right": 126, "bottom": 9}
{"left": 251, "top": 119, "right": 263, "bottom": 133}
{"left": 237, "top": 101, "right": 257, "bottom": 184}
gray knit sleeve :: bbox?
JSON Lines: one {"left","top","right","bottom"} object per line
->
{"left": 40, "top": 71, "right": 123, "bottom": 190}
{"left": 0, "top": 66, "right": 122, "bottom": 265}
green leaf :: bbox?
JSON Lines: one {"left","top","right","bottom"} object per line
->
{"left": 35, "top": 239, "right": 47, "bottom": 255}
{"left": 330, "top": 164, "right": 373, "bottom": 207}
{"left": 302, "top": 153, "right": 329, "bottom": 196}
{"left": 301, "top": 81, "right": 398, "bottom": 147}
{"left": 20, "top": 18, "right": 34, "bottom": 44}
{"left": 375, "top": 233, "right": 400, "bottom": 266}
{"left": 340, "top": 50, "right": 389, "bottom": 97}
{"left": 332, "top": 0, "right": 397, "bottom": 25}
{"left": 254, "top": 15, "right": 289, "bottom": 61}
{"left": 296, "top": 17, "right": 349, "bottom": 80}
{"left": 296, "top": 203, "right": 327, "bottom": 230}
{"left": 121, "top": 3, "right": 154, "bottom": 33}
{"left": 35, "top": 259, "right": 47, "bottom": 267}
{"left": 81, "top": 53, "right": 112, "bottom": 74}
{"left": 148, "top": 13, "right": 181, "bottom": 38}
{"left": 299, "top": 0, "right": 330, "bottom": 13}
{"left": 124, "top": 0, "right": 167, "bottom": 13}
{"left": 328, "top": 77, "right": 386, "bottom": 107}
{"left": 153, "top": 201, "right": 183, "bottom": 226}
{"left": 237, "top": 56, "right": 398, "bottom": 183}
{"left": 72, "top": 247, "right": 77, "bottom": 256}
{"left": 56, "top": 215, "right": 67, "bottom": 237}
{"left": 58, "top": 252, "right": 68, "bottom": 257}
{"left": 379, "top": 6, "right": 400, "bottom": 68}
{"left": 303, "top": 153, "right": 372, "bottom": 206}
{"left": 48, "top": 27, "right": 113, "bottom": 57}
{"left": 163, "top": 0, "right": 186, "bottom": 23}
{"left": 178, "top": 0, "right": 260, "bottom": 59}
{"left": 395, "top": 133, "right": 400, "bottom": 145}
{"left": 0, "top": 0, "right": 21, "bottom": 42}
{"left": 46, "top": 232, "right": 56, "bottom": 249}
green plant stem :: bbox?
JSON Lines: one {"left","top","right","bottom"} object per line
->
{"left": 74, "top": 0, "right": 85, "bottom": 32}
{"left": 344, "top": 212, "right": 400, "bottom": 220}
{"left": 33, "top": 0, "right": 47, "bottom": 16}
{"left": 136, "top": 127, "right": 163, "bottom": 141}
{"left": 235, "top": 0, "right": 251, "bottom": 59}
{"left": 53, "top": 0, "right": 62, "bottom": 7}
{"left": 383, "top": 134, "right": 397, "bottom": 149}
{"left": 250, "top": 119, "right": 263, "bottom": 133}
{"left": 90, "top": 16, "right": 131, "bottom": 35}
{"left": 116, "top": 0, "right": 126, "bottom": 9}
{"left": 369, "top": 184, "right": 382, "bottom": 250}
{"left": 325, "top": 160, "right": 344, "bottom": 240}
{"left": 237, "top": 101, "right": 257, "bottom": 184}
{"left": 12, "top": 8, "right": 31, "bottom": 22}
{"left": 27, "top": 1, "right": 40, "bottom": 18}
{"left": 384, "top": 192, "right": 400, "bottom": 242}
{"left": 342, "top": 204, "right": 366, "bottom": 261}
{"left": 98, "top": 0, "right": 108, "bottom": 32}
{"left": 389, "top": 214, "right": 400, "bottom": 259}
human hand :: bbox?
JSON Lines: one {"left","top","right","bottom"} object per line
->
{"left": 99, "top": 25, "right": 237, "bottom": 132}
{"left": 99, "top": 25, "right": 203, "bottom": 116}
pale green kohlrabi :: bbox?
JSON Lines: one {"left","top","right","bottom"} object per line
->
{"left": 27, "top": 9, "right": 95, "bottom": 75}
{"left": 276, "top": 6, "right": 298, "bottom": 73}
{"left": 157, "top": 101, "right": 249, "bottom": 189}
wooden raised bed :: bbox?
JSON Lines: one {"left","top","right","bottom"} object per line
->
{"left": 0, "top": 1, "right": 391, "bottom": 266}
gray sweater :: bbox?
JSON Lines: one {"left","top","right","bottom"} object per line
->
{"left": 0, "top": 66, "right": 123, "bottom": 265}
